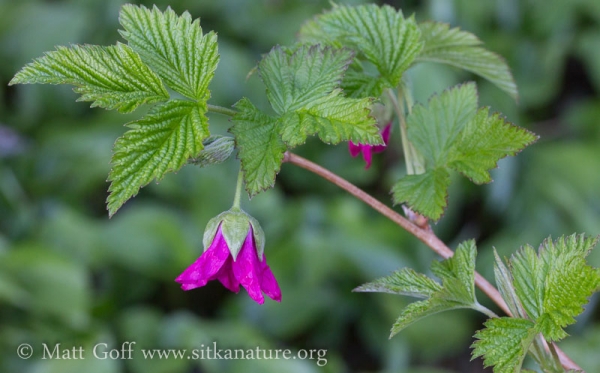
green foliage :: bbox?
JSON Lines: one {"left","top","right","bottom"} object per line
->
{"left": 471, "top": 317, "right": 537, "bottom": 373}
{"left": 415, "top": 22, "right": 518, "bottom": 100}
{"left": 108, "top": 100, "right": 208, "bottom": 216}
{"left": 472, "top": 234, "right": 600, "bottom": 372}
{"left": 356, "top": 240, "right": 483, "bottom": 337}
{"left": 10, "top": 4, "right": 219, "bottom": 216}
{"left": 298, "top": 3, "right": 423, "bottom": 98}
{"left": 507, "top": 234, "right": 600, "bottom": 341}
{"left": 9, "top": 43, "right": 169, "bottom": 113}
{"left": 119, "top": 4, "right": 219, "bottom": 101}
{"left": 391, "top": 83, "right": 536, "bottom": 220}
{"left": 232, "top": 45, "right": 381, "bottom": 196}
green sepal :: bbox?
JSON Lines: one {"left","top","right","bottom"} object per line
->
{"left": 202, "top": 208, "right": 265, "bottom": 260}
{"left": 190, "top": 136, "right": 234, "bottom": 167}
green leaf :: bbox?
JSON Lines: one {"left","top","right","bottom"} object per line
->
{"left": 509, "top": 234, "right": 600, "bottom": 341}
{"left": 416, "top": 22, "right": 518, "bottom": 100}
{"left": 354, "top": 268, "right": 442, "bottom": 298}
{"left": 471, "top": 317, "right": 537, "bottom": 373}
{"left": 363, "top": 240, "right": 482, "bottom": 337}
{"left": 391, "top": 168, "right": 450, "bottom": 221}
{"left": 230, "top": 98, "right": 286, "bottom": 196}
{"left": 10, "top": 43, "right": 168, "bottom": 113}
{"left": 392, "top": 83, "right": 536, "bottom": 220}
{"left": 430, "top": 240, "right": 477, "bottom": 304}
{"left": 119, "top": 4, "right": 219, "bottom": 102}
{"left": 107, "top": 100, "right": 208, "bottom": 216}
{"left": 448, "top": 108, "right": 538, "bottom": 183}
{"left": 232, "top": 45, "right": 381, "bottom": 196}
{"left": 189, "top": 135, "right": 234, "bottom": 167}
{"left": 408, "top": 83, "right": 478, "bottom": 166}
{"left": 493, "top": 250, "right": 527, "bottom": 319}
{"left": 299, "top": 3, "right": 423, "bottom": 98}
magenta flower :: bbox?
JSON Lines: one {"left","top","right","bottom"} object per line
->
{"left": 348, "top": 122, "right": 392, "bottom": 169}
{"left": 175, "top": 210, "right": 281, "bottom": 304}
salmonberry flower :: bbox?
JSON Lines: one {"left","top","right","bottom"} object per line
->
{"left": 348, "top": 122, "right": 392, "bottom": 169}
{"left": 175, "top": 209, "right": 281, "bottom": 304}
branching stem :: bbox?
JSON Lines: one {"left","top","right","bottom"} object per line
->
{"left": 282, "top": 150, "right": 582, "bottom": 372}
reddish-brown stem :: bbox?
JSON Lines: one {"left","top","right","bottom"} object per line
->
{"left": 283, "top": 151, "right": 582, "bottom": 372}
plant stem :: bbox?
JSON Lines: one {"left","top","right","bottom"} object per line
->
{"left": 282, "top": 151, "right": 582, "bottom": 372}
{"left": 207, "top": 104, "right": 237, "bottom": 117}
{"left": 473, "top": 302, "right": 499, "bottom": 319}
{"left": 231, "top": 169, "right": 244, "bottom": 210}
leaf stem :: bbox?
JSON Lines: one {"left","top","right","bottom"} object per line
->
{"left": 231, "top": 169, "right": 244, "bottom": 210}
{"left": 207, "top": 104, "right": 237, "bottom": 117}
{"left": 473, "top": 302, "right": 499, "bottom": 319}
{"left": 386, "top": 87, "right": 425, "bottom": 175}
{"left": 282, "top": 151, "right": 582, "bottom": 372}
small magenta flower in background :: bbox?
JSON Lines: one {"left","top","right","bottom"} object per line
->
{"left": 348, "top": 122, "right": 392, "bottom": 169}
{"left": 176, "top": 208, "right": 281, "bottom": 304}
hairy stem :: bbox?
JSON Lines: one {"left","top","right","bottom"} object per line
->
{"left": 231, "top": 169, "right": 244, "bottom": 210}
{"left": 282, "top": 151, "right": 582, "bottom": 372}
{"left": 207, "top": 104, "right": 237, "bottom": 117}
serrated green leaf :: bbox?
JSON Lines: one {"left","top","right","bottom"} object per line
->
{"left": 354, "top": 267, "right": 442, "bottom": 298}
{"left": 189, "top": 136, "right": 234, "bottom": 167}
{"left": 377, "top": 240, "right": 481, "bottom": 337}
{"left": 393, "top": 83, "right": 536, "bottom": 220}
{"left": 471, "top": 317, "right": 537, "bottom": 373}
{"left": 232, "top": 45, "right": 382, "bottom": 196}
{"left": 408, "top": 83, "right": 478, "bottom": 166}
{"left": 260, "top": 46, "right": 381, "bottom": 147}
{"left": 341, "top": 60, "right": 389, "bottom": 98}
{"left": 493, "top": 249, "right": 527, "bottom": 319}
{"left": 391, "top": 168, "right": 450, "bottom": 221}
{"left": 390, "top": 298, "right": 467, "bottom": 337}
{"left": 430, "top": 240, "right": 477, "bottom": 304}
{"left": 107, "top": 100, "right": 208, "bottom": 216}
{"left": 230, "top": 98, "right": 286, "bottom": 196}
{"left": 299, "top": 3, "right": 423, "bottom": 98}
{"left": 509, "top": 234, "right": 600, "bottom": 342}
{"left": 119, "top": 4, "right": 219, "bottom": 102}
{"left": 416, "top": 22, "right": 518, "bottom": 100}
{"left": 448, "top": 108, "right": 538, "bottom": 184}
{"left": 259, "top": 45, "right": 353, "bottom": 114}
{"left": 10, "top": 43, "right": 168, "bottom": 113}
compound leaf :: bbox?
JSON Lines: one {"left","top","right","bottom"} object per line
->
{"left": 416, "top": 21, "right": 517, "bottom": 100}
{"left": 10, "top": 43, "right": 168, "bottom": 113}
{"left": 119, "top": 4, "right": 219, "bottom": 102}
{"left": 107, "top": 100, "right": 208, "bottom": 216}
{"left": 354, "top": 267, "right": 442, "bottom": 298}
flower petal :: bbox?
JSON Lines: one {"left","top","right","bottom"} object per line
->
{"left": 362, "top": 146, "right": 374, "bottom": 169}
{"left": 259, "top": 254, "right": 281, "bottom": 302}
{"left": 348, "top": 141, "right": 362, "bottom": 157}
{"left": 216, "top": 257, "right": 240, "bottom": 292}
{"left": 232, "top": 229, "right": 265, "bottom": 304}
{"left": 372, "top": 122, "right": 392, "bottom": 153}
{"left": 175, "top": 225, "right": 231, "bottom": 291}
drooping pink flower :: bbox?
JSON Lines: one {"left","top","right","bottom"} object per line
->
{"left": 348, "top": 122, "right": 392, "bottom": 169}
{"left": 175, "top": 217, "right": 281, "bottom": 304}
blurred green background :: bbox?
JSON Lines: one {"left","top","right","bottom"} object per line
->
{"left": 1, "top": 0, "right": 600, "bottom": 372}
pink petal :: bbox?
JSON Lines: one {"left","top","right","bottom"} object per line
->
{"left": 216, "top": 257, "right": 240, "bottom": 292}
{"left": 372, "top": 122, "right": 392, "bottom": 153}
{"left": 348, "top": 141, "right": 362, "bottom": 157}
{"left": 175, "top": 225, "right": 231, "bottom": 291}
{"left": 259, "top": 254, "right": 281, "bottom": 302}
{"left": 361, "top": 146, "right": 374, "bottom": 169}
{"left": 232, "top": 230, "right": 265, "bottom": 304}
